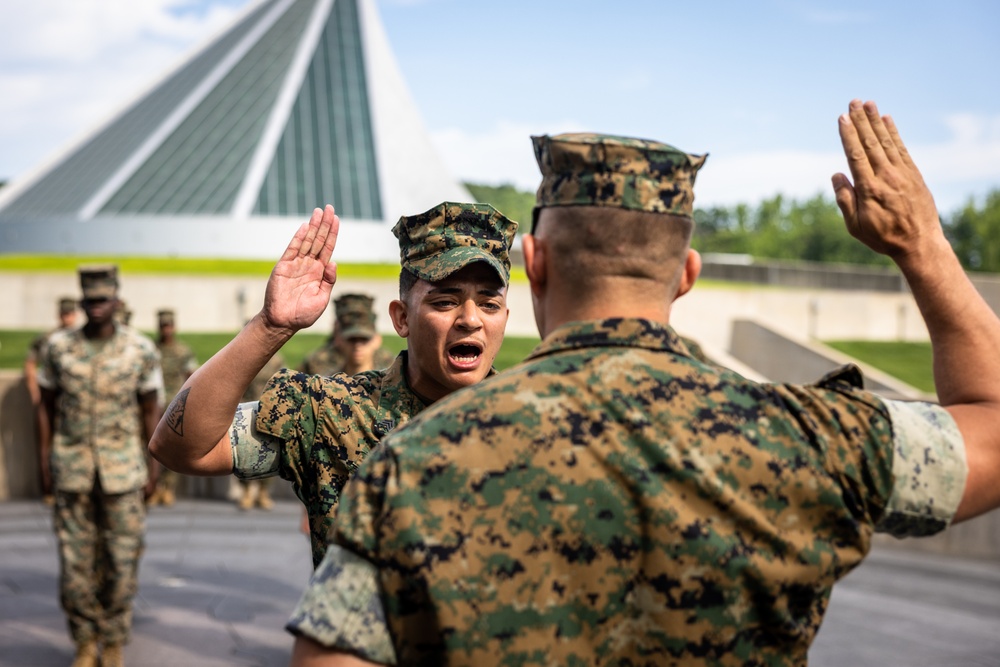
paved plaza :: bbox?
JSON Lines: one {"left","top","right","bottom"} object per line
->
{"left": 1, "top": 499, "right": 998, "bottom": 666}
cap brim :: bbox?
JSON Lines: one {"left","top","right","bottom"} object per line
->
{"left": 340, "top": 326, "right": 375, "bottom": 340}
{"left": 408, "top": 247, "right": 508, "bottom": 285}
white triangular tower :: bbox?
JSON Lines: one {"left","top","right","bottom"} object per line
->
{"left": 0, "top": 0, "right": 469, "bottom": 260}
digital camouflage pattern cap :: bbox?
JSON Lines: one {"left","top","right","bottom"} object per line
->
{"left": 58, "top": 297, "right": 77, "bottom": 315}
{"left": 531, "top": 133, "right": 708, "bottom": 229}
{"left": 392, "top": 202, "right": 518, "bottom": 285}
{"left": 78, "top": 264, "right": 119, "bottom": 299}
{"left": 334, "top": 294, "right": 377, "bottom": 340}
{"left": 158, "top": 309, "right": 175, "bottom": 327}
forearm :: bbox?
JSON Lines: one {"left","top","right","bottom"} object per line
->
{"left": 149, "top": 313, "right": 293, "bottom": 474}
{"left": 896, "top": 236, "right": 1000, "bottom": 408}
{"left": 897, "top": 235, "right": 1000, "bottom": 521}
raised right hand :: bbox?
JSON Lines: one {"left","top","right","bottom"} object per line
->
{"left": 262, "top": 205, "right": 340, "bottom": 335}
{"left": 831, "top": 99, "right": 944, "bottom": 263}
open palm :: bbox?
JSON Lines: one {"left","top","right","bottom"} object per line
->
{"left": 263, "top": 205, "right": 340, "bottom": 332}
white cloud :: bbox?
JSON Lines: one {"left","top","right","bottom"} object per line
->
{"left": 431, "top": 120, "right": 588, "bottom": 191}
{"left": 0, "top": 1, "right": 246, "bottom": 179}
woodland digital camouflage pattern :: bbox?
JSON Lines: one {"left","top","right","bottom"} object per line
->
{"left": 392, "top": 202, "right": 517, "bottom": 283}
{"left": 334, "top": 293, "right": 378, "bottom": 339}
{"left": 54, "top": 487, "right": 145, "bottom": 645}
{"left": 531, "top": 133, "right": 707, "bottom": 229}
{"left": 298, "top": 318, "right": 966, "bottom": 665}
{"left": 38, "top": 293, "right": 161, "bottom": 648}
{"left": 78, "top": 264, "right": 119, "bottom": 299}
{"left": 38, "top": 325, "right": 162, "bottom": 494}
{"left": 233, "top": 353, "right": 427, "bottom": 567}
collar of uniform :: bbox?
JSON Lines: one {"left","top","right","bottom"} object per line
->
{"left": 527, "top": 318, "right": 692, "bottom": 360}
{"left": 70, "top": 322, "right": 128, "bottom": 354}
{"left": 372, "top": 350, "right": 500, "bottom": 437}
{"left": 373, "top": 351, "right": 427, "bottom": 438}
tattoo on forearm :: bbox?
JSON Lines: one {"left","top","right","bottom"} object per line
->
{"left": 165, "top": 388, "right": 190, "bottom": 436}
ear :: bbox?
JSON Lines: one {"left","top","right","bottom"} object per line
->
{"left": 388, "top": 299, "right": 410, "bottom": 338}
{"left": 522, "top": 234, "right": 547, "bottom": 299}
{"left": 674, "top": 248, "right": 701, "bottom": 300}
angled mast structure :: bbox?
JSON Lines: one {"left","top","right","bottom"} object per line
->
{"left": 0, "top": 0, "right": 470, "bottom": 260}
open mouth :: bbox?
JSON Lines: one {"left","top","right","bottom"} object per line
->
{"left": 448, "top": 342, "right": 483, "bottom": 365}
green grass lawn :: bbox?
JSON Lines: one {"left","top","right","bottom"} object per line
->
{"left": 0, "top": 255, "right": 529, "bottom": 283}
{"left": 1, "top": 329, "right": 541, "bottom": 373}
{"left": 824, "top": 340, "right": 934, "bottom": 393}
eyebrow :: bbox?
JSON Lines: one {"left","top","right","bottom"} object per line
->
{"left": 427, "top": 285, "right": 504, "bottom": 297}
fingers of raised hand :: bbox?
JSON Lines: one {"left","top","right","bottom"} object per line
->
{"left": 883, "top": 115, "right": 917, "bottom": 170}
{"left": 847, "top": 99, "right": 894, "bottom": 172}
{"left": 281, "top": 220, "right": 312, "bottom": 262}
{"left": 863, "top": 101, "right": 904, "bottom": 167}
{"left": 298, "top": 207, "right": 324, "bottom": 257}
{"left": 831, "top": 172, "right": 858, "bottom": 230}
{"left": 839, "top": 108, "right": 875, "bottom": 183}
{"left": 317, "top": 205, "right": 339, "bottom": 265}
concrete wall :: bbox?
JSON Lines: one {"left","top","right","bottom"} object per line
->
{"left": 728, "top": 319, "right": 933, "bottom": 400}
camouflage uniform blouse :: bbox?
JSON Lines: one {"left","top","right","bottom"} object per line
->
{"left": 289, "top": 318, "right": 967, "bottom": 666}
{"left": 229, "top": 352, "right": 428, "bottom": 567}
{"left": 157, "top": 339, "right": 198, "bottom": 402}
{"left": 300, "top": 342, "right": 396, "bottom": 377}
{"left": 37, "top": 325, "right": 163, "bottom": 494}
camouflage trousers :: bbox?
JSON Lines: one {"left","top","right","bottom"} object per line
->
{"left": 53, "top": 483, "right": 146, "bottom": 645}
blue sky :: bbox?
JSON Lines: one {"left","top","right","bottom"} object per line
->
{"left": 1, "top": 0, "right": 998, "bottom": 215}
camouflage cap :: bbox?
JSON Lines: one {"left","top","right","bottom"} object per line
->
{"left": 334, "top": 294, "right": 377, "bottom": 340}
{"left": 158, "top": 309, "right": 175, "bottom": 327}
{"left": 58, "top": 297, "right": 77, "bottom": 315}
{"left": 530, "top": 133, "right": 708, "bottom": 230}
{"left": 78, "top": 264, "right": 119, "bottom": 299}
{"left": 392, "top": 202, "right": 518, "bottom": 285}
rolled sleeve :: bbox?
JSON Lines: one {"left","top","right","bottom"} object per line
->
{"left": 230, "top": 402, "right": 282, "bottom": 480}
{"left": 876, "top": 399, "right": 968, "bottom": 538}
{"left": 287, "top": 545, "right": 396, "bottom": 666}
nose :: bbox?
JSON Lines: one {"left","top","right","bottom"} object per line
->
{"left": 455, "top": 299, "right": 483, "bottom": 331}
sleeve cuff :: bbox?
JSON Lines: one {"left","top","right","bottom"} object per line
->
{"left": 230, "top": 402, "right": 283, "bottom": 480}
{"left": 877, "top": 399, "right": 968, "bottom": 538}
{"left": 286, "top": 545, "right": 397, "bottom": 665}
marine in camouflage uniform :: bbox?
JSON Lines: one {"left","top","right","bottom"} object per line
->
{"left": 148, "top": 203, "right": 516, "bottom": 569}
{"left": 37, "top": 266, "right": 163, "bottom": 667}
{"left": 300, "top": 293, "right": 395, "bottom": 377}
{"left": 287, "top": 104, "right": 1000, "bottom": 666}
{"left": 24, "top": 297, "right": 78, "bottom": 505}
{"left": 149, "top": 309, "right": 198, "bottom": 507}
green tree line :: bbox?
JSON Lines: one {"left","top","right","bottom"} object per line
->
{"left": 468, "top": 181, "right": 1000, "bottom": 273}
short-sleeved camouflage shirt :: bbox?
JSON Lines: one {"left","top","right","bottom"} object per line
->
{"left": 37, "top": 325, "right": 164, "bottom": 494}
{"left": 299, "top": 342, "right": 396, "bottom": 377}
{"left": 157, "top": 339, "right": 198, "bottom": 401}
{"left": 290, "top": 318, "right": 967, "bottom": 666}
{"left": 230, "top": 352, "right": 429, "bottom": 568}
